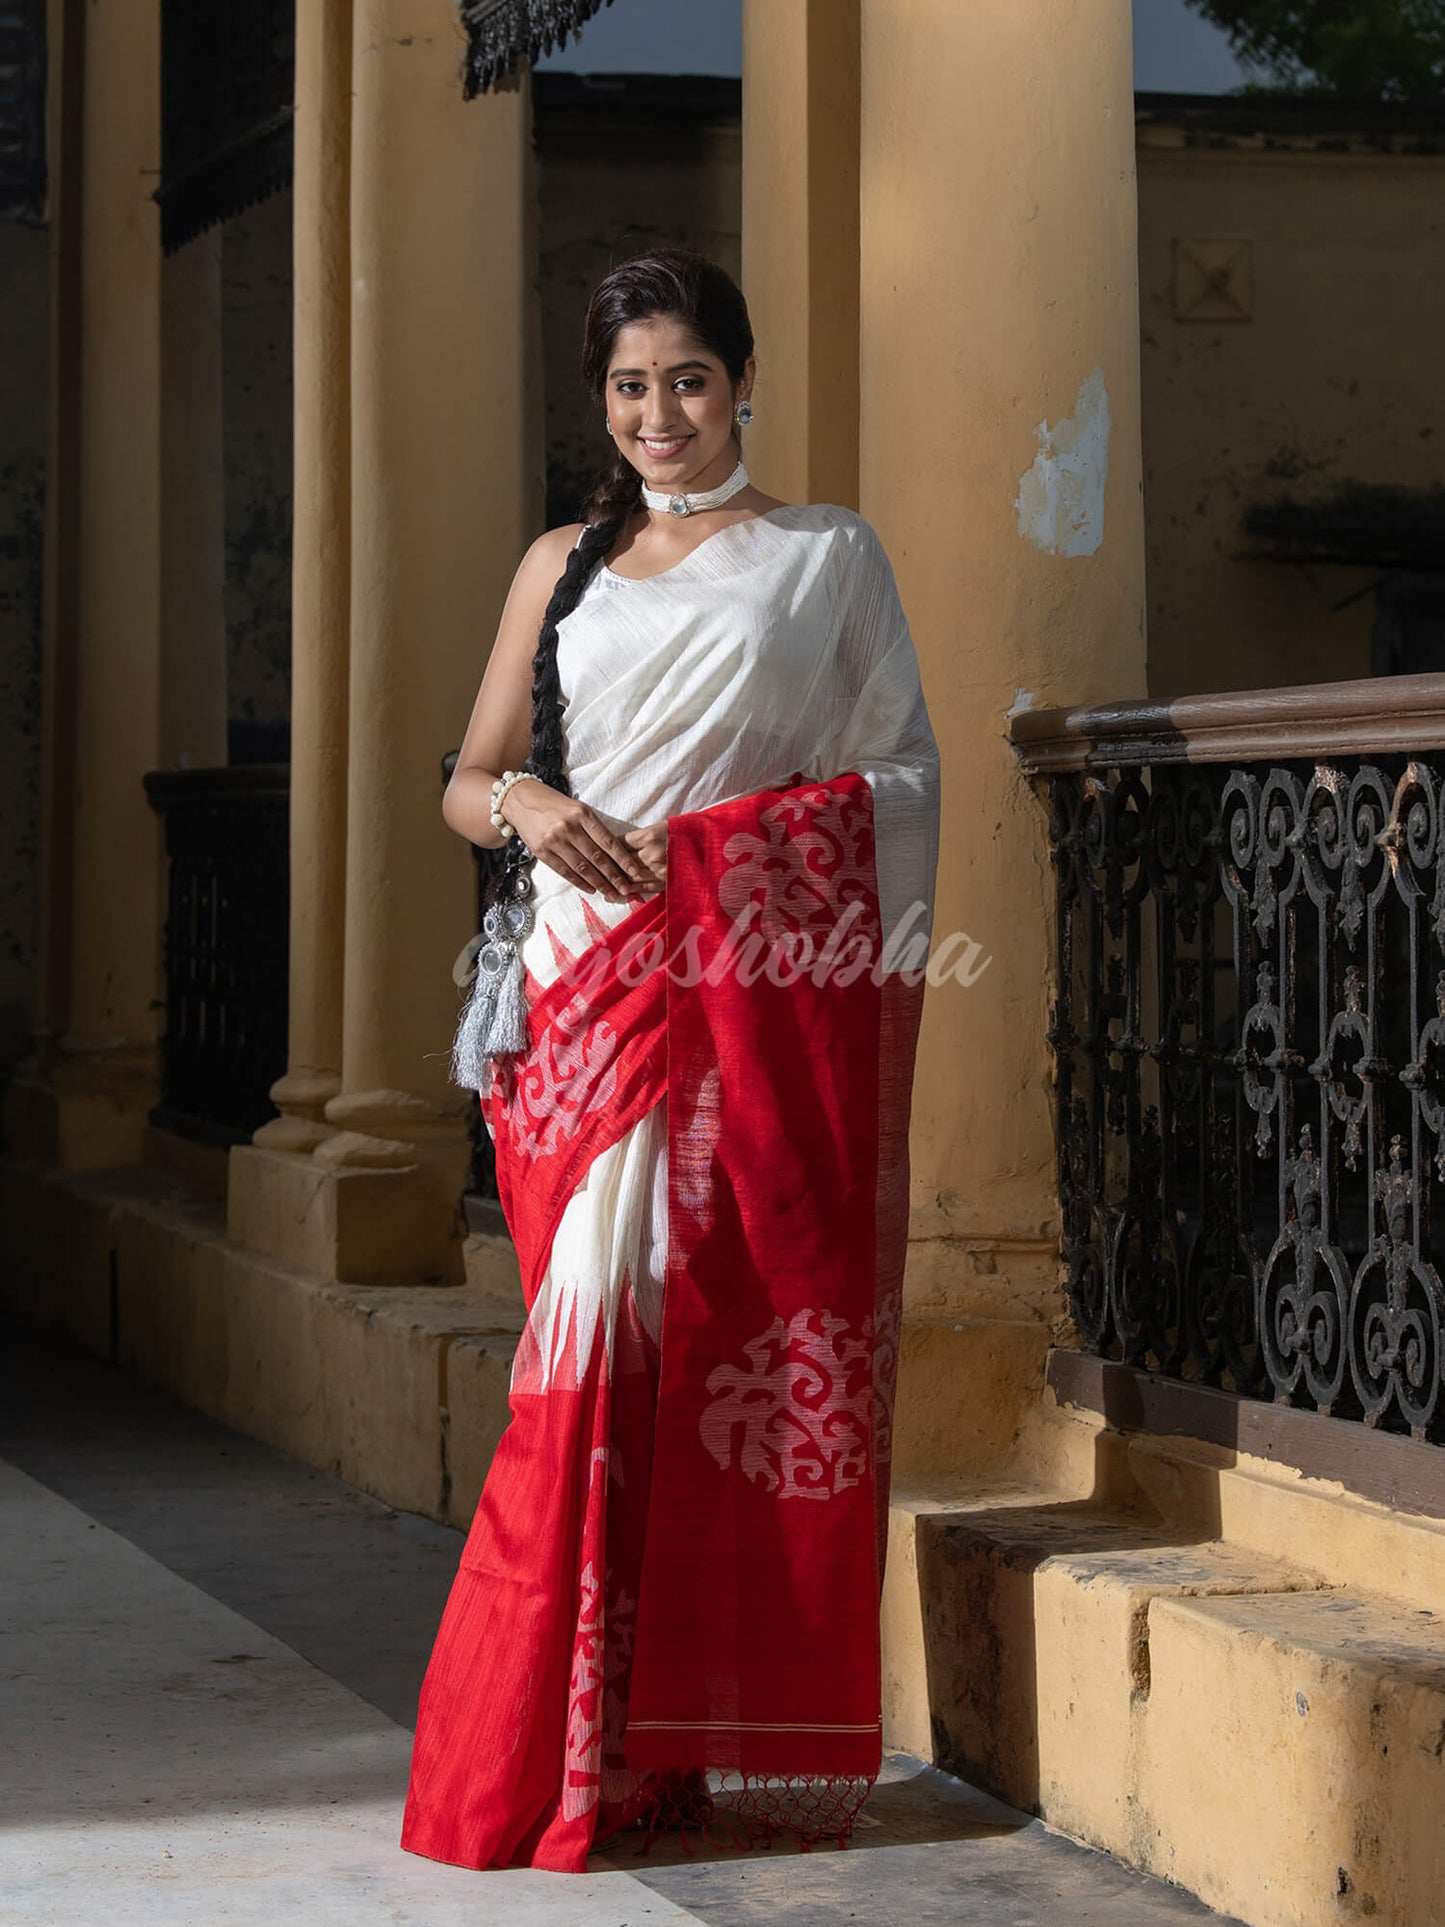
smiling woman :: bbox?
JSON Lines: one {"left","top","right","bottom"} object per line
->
{"left": 402, "top": 248, "right": 941, "bottom": 1876}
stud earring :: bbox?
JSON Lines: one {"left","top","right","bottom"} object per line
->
{"left": 735, "top": 399, "right": 754, "bottom": 426}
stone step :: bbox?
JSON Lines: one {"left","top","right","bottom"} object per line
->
{"left": 882, "top": 1486, "right": 1445, "bottom": 1927}
{"left": 1146, "top": 1586, "right": 1445, "bottom": 1926}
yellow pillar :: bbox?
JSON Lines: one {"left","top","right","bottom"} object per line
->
{"left": 8, "top": 0, "right": 167, "bottom": 1171}
{"left": 858, "top": 2, "right": 1146, "bottom": 1319}
{"left": 232, "top": 11, "right": 541, "bottom": 1286}
{"left": 327, "top": 10, "right": 538, "bottom": 1159}
{"left": 252, "top": 0, "right": 353, "bottom": 1156}
{"left": 11, "top": 0, "right": 238, "bottom": 1172}
{"left": 741, "top": 0, "right": 860, "bottom": 510}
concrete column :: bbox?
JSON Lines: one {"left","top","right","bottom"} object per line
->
{"left": 231, "top": 12, "right": 541, "bottom": 1286}
{"left": 252, "top": 0, "right": 353, "bottom": 1156}
{"left": 857, "top": 2, "right": 1146, "bottom": 1325}
{"left": 10, "top": 1, "right": 238, "bottom": 1173}
{"left": 741, "top": 0, "right": 860, "bottom": 510}
{"left": 6, "top": 0, "right": 166, "bottom": 1171}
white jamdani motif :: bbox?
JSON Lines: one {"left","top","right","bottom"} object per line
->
{"left": 496, "top": 1000, "right": 621, "bottom": 1163}
{"left": 698, "top": 1307, "right": 878, "bottom": 1500}
{"left": 716, "top": 784, "right": 878, "bottom": 945}
{"left": 561, "top": 1554, "right": 605, "bottom": 1819}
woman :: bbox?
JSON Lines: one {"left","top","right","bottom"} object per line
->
{"left": 401, "top": 249, "right": 940, "bottom": 1874}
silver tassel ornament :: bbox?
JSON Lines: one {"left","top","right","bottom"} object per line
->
{"left": 451, "top": 867, "right": 536, "bottom": 1088}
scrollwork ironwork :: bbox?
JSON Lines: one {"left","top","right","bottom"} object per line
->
{"left": 1049, "top": 754, "right": 1445, "bottom": 1441}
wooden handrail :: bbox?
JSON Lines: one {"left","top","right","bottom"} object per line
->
{"left": 1009, "top": 671, "right": 1445, "bottom": 774}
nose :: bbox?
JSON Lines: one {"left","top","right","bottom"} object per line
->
{"left": 641, "top": 386, "right": 682, "bottom": 432}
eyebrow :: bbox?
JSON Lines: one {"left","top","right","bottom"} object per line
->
{"left": 609, "top": 360, "right": 714, "bottom": 379}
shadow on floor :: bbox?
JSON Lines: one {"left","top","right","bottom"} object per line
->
{"left": 0, "top": 1316, "right": 462, "bottom": 1728}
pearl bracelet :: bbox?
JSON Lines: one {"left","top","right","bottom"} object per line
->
{"left": 489, "top": 768, "right": 528, "bottom": 839}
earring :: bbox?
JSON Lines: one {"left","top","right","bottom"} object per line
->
{"left": 605, "top": 420, "right": 615, "bottom": 438}
{"left": 735, "top": 399, "right": 754, "bottom": 426}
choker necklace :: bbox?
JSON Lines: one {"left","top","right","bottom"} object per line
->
{"left": 641, "top": 460, "right": 749, "bottom": 519}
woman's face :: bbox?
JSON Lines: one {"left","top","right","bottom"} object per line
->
{"left": 603, "top": 315, "right": 753, "bottom": 496}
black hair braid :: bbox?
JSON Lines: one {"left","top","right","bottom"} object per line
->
{"left": 494, "top": 451, "right": 643, "bottom": 899}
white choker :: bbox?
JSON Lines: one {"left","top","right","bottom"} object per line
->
{"left": 641, "top": 460, "right": 749, "bottom": 519}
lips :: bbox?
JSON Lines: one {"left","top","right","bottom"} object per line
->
{"left": 637, "top": 436, "right": 692, "bottom": 458}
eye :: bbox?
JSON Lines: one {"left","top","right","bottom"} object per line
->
{"left": 615, "top": 379, "right": 645, "bottom": 396}
{"left": 675, "top": 376, "right": 705, "bottom": 392}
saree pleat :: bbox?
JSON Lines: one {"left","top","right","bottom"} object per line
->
{"left": 401, "top": 1103, "right": 667, "bottom": 1871}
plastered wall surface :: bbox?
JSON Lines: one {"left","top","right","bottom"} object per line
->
{"left": 1139, "top": 145, "right": 1445, "bottom": 700}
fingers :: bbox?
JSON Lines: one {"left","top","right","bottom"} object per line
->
{"left": 520, "top": 791, "right": 666, "bottom": 901}
{"left": 621, "top": 822, "right": 667, "bottom": 879}
{"left": 579, "top": 809, "right": 655, "bottom": 891}
{"left": 541, "top": 835, "right": 637, "bottom": 904}
{"left": 536, "top": 850, "right": 602, "bottom": 895}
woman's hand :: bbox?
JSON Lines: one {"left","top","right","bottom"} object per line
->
{"left": 622, "top": 820, "right": 668, "bottom": 889}
{"left": 503, "top": 778, "right": 659, "bottom": 903}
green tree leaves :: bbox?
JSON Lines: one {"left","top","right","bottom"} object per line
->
{"left": 1184, "top": 1, "right": 1445, "bottom": 98}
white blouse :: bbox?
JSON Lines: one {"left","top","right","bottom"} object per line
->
{"left": 552, "top": 502, "right": 940, "bottom": 964}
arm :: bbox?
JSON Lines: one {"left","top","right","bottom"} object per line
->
{"left": 443, "top": 525, "right": 659, "bottom": 901}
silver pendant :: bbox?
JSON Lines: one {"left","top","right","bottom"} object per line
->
{"left": 668, "top": 495, "right": 692, "bottom": 517}
{"left": 479, "top": 883, "right": 534, "bottom": 961}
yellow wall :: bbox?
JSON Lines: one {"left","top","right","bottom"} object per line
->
{"left": 859, "top": 0, "right": 1146, "bottom": 1270}
{"left": 1139, "top": 138, "right": 1445, "bottom": 700}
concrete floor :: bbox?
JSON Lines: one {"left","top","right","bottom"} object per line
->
{"left": 0, "top": 1323, "right": 1241, "bottom": 1925}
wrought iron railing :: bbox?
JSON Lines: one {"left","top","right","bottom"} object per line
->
{"left": 1011, "top": 674, "right": 1445, "bottom": 1443}
{"left": 144, "top": 765, "right": 289, "bottom": 1143}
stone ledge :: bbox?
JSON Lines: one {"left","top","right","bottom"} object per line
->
{"left": 1035, "top": 1353, "right": 1445, "bottom": 1616}
{"left": 0, "top": 1155, "right": 519, "bottom": 1530}
{"left": 1049, "top": 1349, "right": 1445, "bottom": 1524}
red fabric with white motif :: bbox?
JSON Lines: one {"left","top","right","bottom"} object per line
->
{"left": 626, "top": 772, "right": 886, "bottom": 1782}
{"left": 400, "top": 772, "right": 916, "bottom": 1872}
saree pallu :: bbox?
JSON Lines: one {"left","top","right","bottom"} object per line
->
{"left": 401, "top": 770, "right": 926, "bottom": 1874}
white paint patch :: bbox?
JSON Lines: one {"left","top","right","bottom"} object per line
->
{"left": 1005, "top": 688, "right": 1035, "bottom": 719}
{"left": 1016, "top": 367, "right": 1111, "bottom": 558}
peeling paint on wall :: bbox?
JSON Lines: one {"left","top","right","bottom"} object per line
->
{"left": 1016, "top": 367, "right": 1110, "bottom": 558}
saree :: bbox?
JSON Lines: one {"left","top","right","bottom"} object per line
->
{"left": 401, "top": 505, "right": 940, "bottom": 1873}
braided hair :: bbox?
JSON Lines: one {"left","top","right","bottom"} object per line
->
{"left": 493, "top": 248, "right": 756, "bottom": 903}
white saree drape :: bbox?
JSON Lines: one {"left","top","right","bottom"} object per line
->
{"left": 506, "top": 503, "right": 940, "bottom": 1397}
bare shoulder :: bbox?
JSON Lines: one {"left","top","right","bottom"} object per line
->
{"left": 520, "top": 521, "right": 587, "bottom": 581}
{"left": 500, "top": 522, "right": 586, "bottom": 618}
